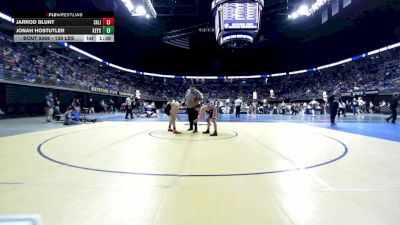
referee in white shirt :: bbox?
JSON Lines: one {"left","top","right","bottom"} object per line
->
{"left": 234, "top": 97, "right": 243, "bottom": 118}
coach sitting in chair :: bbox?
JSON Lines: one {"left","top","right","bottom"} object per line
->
{"left": 64, "top": 106, "right": 97, "bottom": 125}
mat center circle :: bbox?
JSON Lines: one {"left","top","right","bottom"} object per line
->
{"left": 149, "top": 129, "right": 238, "bottom": 141}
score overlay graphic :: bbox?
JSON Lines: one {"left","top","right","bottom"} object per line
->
{"left": 13, "top": 12, "right": 115, "bottom": 42}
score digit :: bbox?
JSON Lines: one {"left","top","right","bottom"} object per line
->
{"left": 103, "top": 26, "right": 114, "bottom": 34}
{"left": 102, "top": 18, "right": 114, "bottom": 26}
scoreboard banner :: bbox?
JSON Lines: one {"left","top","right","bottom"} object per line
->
{"left": 13, "top": 12, "right": 114, "bottom": 42}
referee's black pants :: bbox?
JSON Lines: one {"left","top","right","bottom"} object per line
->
{"left": 187, "top": 107, "right": 198, "bottom": 130}
{"left": 330, "top": 106, "right": 338, "bottom": 124}
{"left": 125, "top": 108, "right": 133, "bottom": 119}
{"left": 235, "top": 106, "right": 241, "bottom": 118}
{"left": 386, "top": 109, "right": 397, "bottom": 123}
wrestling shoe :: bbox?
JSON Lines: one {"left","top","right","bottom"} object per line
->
{"left": 210, "top": 132, "right": 218, "bottom": 136}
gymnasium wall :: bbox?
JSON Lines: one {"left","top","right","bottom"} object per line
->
{"left": 0, "top": 83, "right": 124, "bottom": 116}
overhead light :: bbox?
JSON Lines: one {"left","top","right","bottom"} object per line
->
{"left": 0, "top": 12, "right": 13, "bottom": 23}
{"left": 309, "top": 0, "right": 328, "bottom": 15}
{"left": 288, "top": 0, "right": 328, "bottom": 19}
{"left": 48, "top": 45, "right": 52, "bottom": 48}
{"left": 297, "top": 5, "right": 308, "bottom": 16}
{"left": 135, "top": 5, "right": 147, "bottom": 16}
{"left": 123, "top": 0, "right": 156, "bottom": 18}
{"left": 143, "top": 0, "right": 157, "bottom": 18}
{"left": 121, "top": 0, "right": 135, "bottom": 13}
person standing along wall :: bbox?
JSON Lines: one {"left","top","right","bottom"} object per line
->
{"left": 386, "top": 95, "right": 399, "bottom": 124}
{"left": 338, "top": 98, "right": 346, "bottom": 118}
{"left": 53, "top": 96, "right": 61, "bottom": 121}
{"left": 352, "top": 98, "right": 359, "bottom": 115}
{"left": 44, "top": 92, "right": 54, "bottom": 122}
{"left": 88, "top": 98, "right": 95, "bottom": 114}
{"left": 108, "top": 98, "right": 115, "bottom": 114}
{"left": 262, "top": 98, "right": 268, "bottom": 114}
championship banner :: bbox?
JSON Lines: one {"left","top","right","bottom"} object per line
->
{"left": 118, "top": 91, "right": 133, "bottom": 97}
{"left": 341, "top": 92, "right": 352, "bottom": 97}
{"left": 270, "top": 89, "right": 275, "bottom": 98}
{"left": 364, "top": 89, "right": 379, "bottom": 95}
{"left": 90, "top": 86, "right": 110, "bottom": 94}
{"left": 91, "top": 86, "right": 130, "bottom": 96}
{"left": 352, "top": 90, "right": 364, "bottom": 96}
{"left": 109, "top": 90, "right": 118, "bottom": 95}
{"left": 136, "top": 90, "right": 141, "bottom": 99}
{"left": 219, "top": 105, "right": 234, "bottom": 114}
{"left": 253, "top": 91, "right": 257, "bottom": 100}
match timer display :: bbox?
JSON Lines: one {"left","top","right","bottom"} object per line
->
{"left": 13, "top": 12, "right": 115, "bottom": 42}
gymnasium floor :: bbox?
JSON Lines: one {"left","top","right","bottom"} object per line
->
{"left": 0, "top": 113, "right": 399, "bottom": 225}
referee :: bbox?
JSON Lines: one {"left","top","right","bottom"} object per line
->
{"left": 125, "top": 96, "right": 133, "bottom": 119}
{"left": 328, "top": 88, "right": 340, "bottom": 126}
{"left": 185, "top": 84, "right": 203, "bottom": 133}
{"left": 234, "top": 97, "right": 243, "bottom": 118}
{"left": 386, "top": 94, "right": 399, "bottom": 124}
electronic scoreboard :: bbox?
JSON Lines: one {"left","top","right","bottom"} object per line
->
{"left": 212, "top": 0, "right": 263, "bottom": 48}
{"left": 222, "top": 2, "right": 259, "bottom": 29}
{"left": 13, "top": 12, "right": 114, "bottom": 42}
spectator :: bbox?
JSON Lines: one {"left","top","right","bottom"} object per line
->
{"left": 88, "top": 98, "right": 95, "bottom": 114}
{"left": 53, "top": 96, "right": 61, "bottom": 121}
{"left": 44, "top": 92, "right": 54, "bottom": 122}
